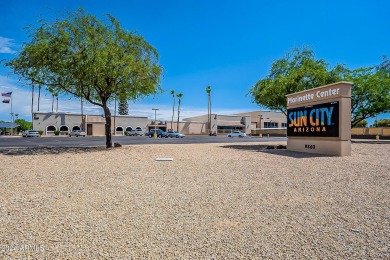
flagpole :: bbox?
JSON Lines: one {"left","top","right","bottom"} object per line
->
{"left": 31, "top": 82, "right": 35, "bottom": 130}
{"left": 10, "top": 94, "right": 13, "bottom": 136}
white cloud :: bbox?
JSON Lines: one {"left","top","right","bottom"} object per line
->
{"left": 0, "top": 36, "right": 17, "bottom": 54}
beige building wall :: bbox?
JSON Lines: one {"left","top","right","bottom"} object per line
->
{"left": 34, "top": 112, "right": 148, "bottom": 136}
{"left": 352, "top": 127, "right": 390, "bottom": 136}
{"left": 33, "top": 112, "right": 84, "bottom": 135}
{"left": 235, "top": 110, "right": 287, "bottom": 131}
{"left": 170, "top": 121, "right": 208, "bottom": 134}
{"left": 183, "top": 114, "right": 250, "bottom": 134}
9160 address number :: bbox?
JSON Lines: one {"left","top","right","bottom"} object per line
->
{"left": 305, "top": 144, "right": 316, "bottom": 149}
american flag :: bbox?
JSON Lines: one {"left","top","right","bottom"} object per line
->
{"left": 2, "top": 99, "right": 10, "bottom": 103}
{"left": 1, "top": 92, "right": 12, "bottom": 97}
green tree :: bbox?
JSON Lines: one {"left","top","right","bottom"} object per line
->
{"left": 344, "top": 67, "right": 390, "bottom": 127}
{"left": 15, "top": 119, "right": 32, "bottom": 132}
{"left": 378, "top": 56, "right": 389, "bottom": 73}
{"left": 377, "top": 119, "right": 390, "bottom": 127}
{"left": 176, "top": 93, "right": 183, "bottom": 132}
{"left": 118, "top": 99, "right": 128, "bottom": 115}
{"left": 170, "top": 89, "right": 175, "bottom": 130}
{"left": 249, "top": 47, "right": 390, "bottom": 128}
{"left": 354, "top": 119, "right": 368, "bottom": 127}
{"left": 206, "top": 86, "right": 211, "bottom": 134}
{"left": 5, "top": 9, "right": 162, "bottom": 147}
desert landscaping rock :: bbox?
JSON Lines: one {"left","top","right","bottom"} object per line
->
{"left": 0, "top": 142, "right": 389, "bottom": 258}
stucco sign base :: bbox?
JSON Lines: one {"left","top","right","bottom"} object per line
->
{"left": 288, "top": 138, "right": 351, "bottom": 156}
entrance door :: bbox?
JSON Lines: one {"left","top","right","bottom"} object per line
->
{"left": 87, "top": 124, "right": 93, "bottom": 136}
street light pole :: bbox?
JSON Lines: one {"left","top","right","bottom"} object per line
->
{"left": 258, "top": 114, "right": 263, "bottom": 138}
{"left": 152, "top": 108, "right": 159, "bottom": 139}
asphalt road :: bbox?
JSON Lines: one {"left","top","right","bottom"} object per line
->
{"left": 0, "top": 135, "right": 287, "bottom": 148}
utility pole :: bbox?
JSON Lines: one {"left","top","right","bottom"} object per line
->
{"left": 152, "top": 108, "right": 159, "bottom": 139}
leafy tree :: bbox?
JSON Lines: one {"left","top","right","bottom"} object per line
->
{"left": 15, "top": 119, "right": 32, "bottom": 132}
{"left": 378, "top": 56, "right": 390, "bottom": 73}
{"left": 249, "top": 47, "right": 390, "bottom": 128}
{"left": 118, "top": 99, "right": 128, "bottom": 115}
{"left": 5, "top": 8, "right": 162, "bottom": 147}
{"left": 354, "top": 119, "right": 368, "bottom": 127}
{"left": 176, "top": 93, "right": 183, "bottom": 132}
{"left": 377, "top": 119, "right": 390, "bottom": 127}
{"left": 170, "top": 89, "right": 175, "bottom": 130}
{"left": 345, "top": 67, "right": 390, "bottom": 127}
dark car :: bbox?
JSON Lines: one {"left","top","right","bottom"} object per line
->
{"left": 148, "top": 129, "right": 167, "bottom": 138}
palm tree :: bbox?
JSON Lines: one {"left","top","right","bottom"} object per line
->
{"left": 170, "top": 89, "right": 175, "bottom": 130}
{"left": 206, "top": 86, "right": 211, "bottom": 134}
{"left": 176, "top": 93, "right": 183, "bottom": 132}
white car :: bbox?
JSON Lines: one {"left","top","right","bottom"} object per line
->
{"left": 166, "top": 131, "right": 186, "bottom": 138}
{"left": 227, "top": 131, "right": 246, "bottom": 138}
{"left": 127, "top": 129, "right": 144, "bottom": 136}
{"left": 22, "top": 130, "right": 40, "bottom": 137}
{"left": 69, "top": 130, "right": 86, "bottom": 137}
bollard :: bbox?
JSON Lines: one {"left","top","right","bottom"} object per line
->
{"left": 259, "top": 134, "right": 262, "bottom": 138}
{"left": 376, "top": 135, "right": 380, "bottom": 140}
{"left": 154, "top": 132, "right": 157, "bottom": 139}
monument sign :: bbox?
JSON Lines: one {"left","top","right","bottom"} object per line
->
{"left": 286, "top": 81, "right": 352, "bottom": 156}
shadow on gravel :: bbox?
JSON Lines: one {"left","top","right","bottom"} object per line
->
{"left": 0, "top": 146, "right": 107, "bottom": 156}
{"left": 221, "top": 144, "right": 329, "bottom": 158}
{"left": 351, "top": 140, "right": 390, "bottom": 144}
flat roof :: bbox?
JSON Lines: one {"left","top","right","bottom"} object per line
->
{"left": 0, "top": 123, "right": 19, "bottom": 128}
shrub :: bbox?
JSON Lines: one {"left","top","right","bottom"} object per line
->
{"left": 54, "top": 130, "right": 60, "bottom": 136}
{"left": 38, "top": 130, "right": 44, "bottom": 136}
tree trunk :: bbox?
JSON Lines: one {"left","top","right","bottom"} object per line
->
{"left": 80, "top": 97, "right": 84, "bottom": 131}
{"left": 102, "top": 100, "right": 113, "bottom": 148}
{"left": 209, "top": 94, "right": 212, "bottom": 133}
{"left": 177, "top": 100, "right": 181, "bottom": 132}
{"left": 171, "top": 97, "right": 175, "bottom": 131}
{"left": 38, "top": 85, "right": 41, "bottom": 111}
{"left": 31, "top": 83, "right": 34, "bottom": 129}
{"left": 208, "top": 94, "right": 211, "bottom": 134}
{"left": 51, "top": 94, "right": 54, "bottom": 112}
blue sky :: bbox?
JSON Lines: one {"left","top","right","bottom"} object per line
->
{"left": 0, "top": 0, "right": 389, "bottom": 125}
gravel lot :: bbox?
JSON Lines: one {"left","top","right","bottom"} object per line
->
{"left": 0, "top": 141, "right": 389, "bottom": 259}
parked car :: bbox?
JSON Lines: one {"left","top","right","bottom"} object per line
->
{"left": 227, "top": 131, "right": 246, "bottom": 138}
{"left": 166, "top": 130, "right": 185, "bottom": 138}
{"left": 148, "top": 129, "right": 168, "bottom": 138}
{"left": 127, "top": 129, "right": 144, "bottom": 136}
{"left": 69, "top": 130, "right": 86, "bottom": 137}
{"left": 22, "top": 130, "right": 40, "bottom": 137}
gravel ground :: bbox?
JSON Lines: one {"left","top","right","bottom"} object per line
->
{"left": 0, "top": 142, "right": 389, "bottom": 259}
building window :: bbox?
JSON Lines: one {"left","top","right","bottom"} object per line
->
{"left": 264, "top": 122, "right": 278, "bottom": 128}
{"left": 60, "top": 125, "right": 69, "bottom": 132}
{"left": 47, "top": 125, "right": 57, "bottom": 131}
{"left": 72, "top": 126, "right": 81, "bottom": 131}
{"left": 281, "top": 123, "right": 287, "bottom": 128}
{"left": 126, "top": 126, "right": 133, "bottom": 132}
